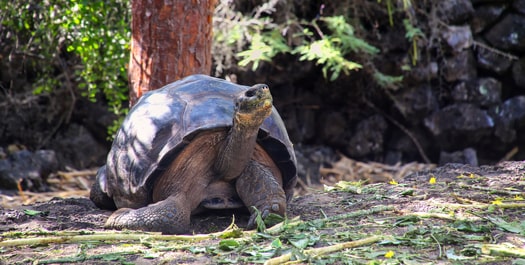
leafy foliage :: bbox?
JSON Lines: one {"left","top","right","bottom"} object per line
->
{"left": 0, "top": 0, "right": 130, "bottom": 118}
{"left": 234, "top": 14, "right": 379, "bottom": 81}
{"left": 214, "top": 0, "right": 415, "bottom": 87}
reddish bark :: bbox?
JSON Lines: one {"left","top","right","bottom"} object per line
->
{"left": 128, "top": 0, "right": 216, "bottom": 106}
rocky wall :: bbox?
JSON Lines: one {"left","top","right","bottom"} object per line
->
{"left": 244, "top": 0, "right": 525, "bottom": 166}
{"left": 399, "top": 0, "right": 525, "bottom": 165}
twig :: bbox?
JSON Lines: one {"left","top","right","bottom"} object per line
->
{"left": 364, "top": 99, "right": 432, "bottom": 164}
{"left": 499, "top": 147, "right": 519, "bottom": 163}
{"left": 264, "top": 235, "right": 383, "bottom": 265}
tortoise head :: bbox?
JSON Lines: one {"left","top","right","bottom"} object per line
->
{"left": 234, "top": 84, "right": 273, "bottom": 127}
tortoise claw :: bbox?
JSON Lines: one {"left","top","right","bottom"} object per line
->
{"left": 246, "top": 202, "right": 284, "bottom": 230}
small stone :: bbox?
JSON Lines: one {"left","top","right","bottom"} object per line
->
{"left": 491, "top": 96, "right": 525, "bottom": 143}
{"left": 436, "top": 0, "right": 474, "bottom": 24}
{"left": 471, "top": 4, "right": 507, "bottom": 33}
{"left": 442, "top": 50, "right": 477, "bottom": 82}
{"left": 393, "top": 84, "right": 439, "bottom": 124}
{"left": 475, "top": 40, "right": 513, "bottom": 74}
{"left": 513, "top": 0, "right": 525, "bottom": 15}
{"left": 512, "top": 56, "right": 525, "bottom": 89}
{"left": 496, "top": 96, "right": 525, "bottom": 128}
{"left": 485, "top": 13, "right": 525, "bottom": 52}
{"left": 346, "top": 115, "right": 388, "bottom": 158}
{"left": 424, "top": 103, "right": 494, "bottom": 149}
{"left": 439, "top": 148, "right": 478, "bottom": 166}
{"left": 451, "top": 78, "right": 502, "bottom": 107}
{"left": 442, "top": 25, "right": 473, "bottom": 52}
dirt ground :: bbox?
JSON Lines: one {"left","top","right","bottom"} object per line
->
{"left": 1, "top": 161, "right": 524, "bottom": 264}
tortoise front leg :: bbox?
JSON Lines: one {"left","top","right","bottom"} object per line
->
{"left": 104, "top": 195, "right": 190, "bottom": 234}
{"left": 236, "top": 160, "right": 286, "bottom": 229}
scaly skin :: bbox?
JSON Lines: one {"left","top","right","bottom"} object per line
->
{"left": 96, "top": 84, "right": 288, "bottom": 234}
{"left": 214, "top": 84, "right": 273, "bottom": 180}
{"left": 236, "top": 159, "right": 286, "bottom": 229}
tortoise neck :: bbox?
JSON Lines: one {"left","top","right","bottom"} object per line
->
{"left": 214, "top": 116, "right": 262, "bottom": 181}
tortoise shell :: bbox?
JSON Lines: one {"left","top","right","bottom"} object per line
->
{"left": 103, "top": 74, "right": 297, "bottom": 205}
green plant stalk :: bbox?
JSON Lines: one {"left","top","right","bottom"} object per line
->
{"left": 430, "top": 202, "right": 525, "bottom": 210}
{"left": 387, "top": 0, "right": 394, "bottom": 26}
{"left": 318, "top": 205, "right": 394, "bottom": 224}
{"left": 264, "top": 235, "right": 384, "bottom": 265}
{"left": 412, "top": 37, "right": 418, "bottom": 65}
{"left": 478, "top": 244, "right": 525, "bottom": 258}
{"left": 0, "top": 230, "right": 233, "bottom": 248}
{"left": 408, "top": 212, "right": 481, "bottom": 221}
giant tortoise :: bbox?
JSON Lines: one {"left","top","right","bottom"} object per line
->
{"left": 90, "top": 74, "right": 297, "bottom": 234}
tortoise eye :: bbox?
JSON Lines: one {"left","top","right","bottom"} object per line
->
{"left": 245, "top": 89, "right": 256, "bottom": 97}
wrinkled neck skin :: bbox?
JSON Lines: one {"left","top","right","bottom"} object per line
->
{"left": 214, "top": 112, "right": 265, "bottom": 181}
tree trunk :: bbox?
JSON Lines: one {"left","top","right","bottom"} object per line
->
{"left": 128, "top": 0, "right": 215, "bottom": 106}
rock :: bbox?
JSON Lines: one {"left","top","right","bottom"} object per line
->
{"left": 471, "top": 4, "right": 507, "bottom": 33}
{"left": 495, "top": 96, "right": 525, "bottom": 128}
{"left": 513, "top": 0, "right": 525, "bottom": 15}
{"left": 484, "top": 13, "right": 525, "bottom": 52}
{"left": 347, "top": 115, "right": 388, "bottom": 158}
{"left": 451, "top": 77, "right": 502, "bottom": 107}
{"left": 491, "top": 96, "right": 525, "bottom": 143}
{"left": 295, "top": 145, "right": 337, "bottom": 184}
{"left": 393, "top": 84, "right": 439, "bottom": 124}
{"left": 386, "top": 128, "right": 432, "bottom": 163}
{"left": 320, "top": 112, "right": 347, "bottom": 146}
{"left": 512, "top": 57, "right": 525, "bottom": 89}
{"left": 475, "top": 39, "right": 513, "bottom": 74}
{"left": 0, "top": 149, "right": 58, "bottom": 191}
{"left": 439, "top": 148, "right": 478, "bottom": 166}
{"left": 442, "top": 50, "right": 477, "bottom": 82}
{"left": 424, "top": 103, "right": 494, "bottom": 149}
{"left": 49, "top": 124, "right": 108, "bottom": 169}
{"left": 442, "top": 25, "right": 473, "bottom": 52}
{"left": 436, "top": 0, "right": 474, "bottom": 24}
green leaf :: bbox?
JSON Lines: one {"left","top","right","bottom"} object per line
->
{"left": 445, "top": 248, "right": 474, "bottom": 261}
{"left": 271, "top": 238, "right": 282, "bottom": 248}
{"left": 23, "top": 209, "right": 45, "bottom": 216}
{"left": 264, "top": 213, "right": 285, "bottom": 227}
{"left": 454, "top": 221, "right": 490, "bottom": 233}
{"left": 218, "top": 239, "right": 240, "bottom": 251}
{"left": 486, "top": 216, "right": 524, "bottom": 234}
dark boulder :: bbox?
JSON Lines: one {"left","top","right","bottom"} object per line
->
{"left": 471, "top": 4, "right": 507, "bottom": 33}
{"left": 475, "top": 40, "right": 513, "bottom": 75}
{"left": 0, "top": 149, "right": 58, "bottom": 191}
{"left": 439, "top": 148, "right": 478, "bottom": 166}
{"left": 512, "top": 57, "right": 525, "bottom": 89}
{"left": 393, "top": 84, "right": 439, "bottom": 124}
{"left": 485, "top": 13, "right": 525, "bottom": 52}
{"left": 442, "top": 50, "right": 477, "bottom": 82}
{"left": 346, "top": 115, "right": 388, "bottom": 158}
{"left": 424, "top": 103, "right": 494, "bottom": 149}
{"left": 451, "top": 77, "right": 502, "bottom": 107}
{"left": 436, "top": 0, "right": 474, "bottom": 24}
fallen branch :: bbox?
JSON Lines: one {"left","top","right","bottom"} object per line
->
{"left": 264, "top": 235, "right": 383, "bottom": 265}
